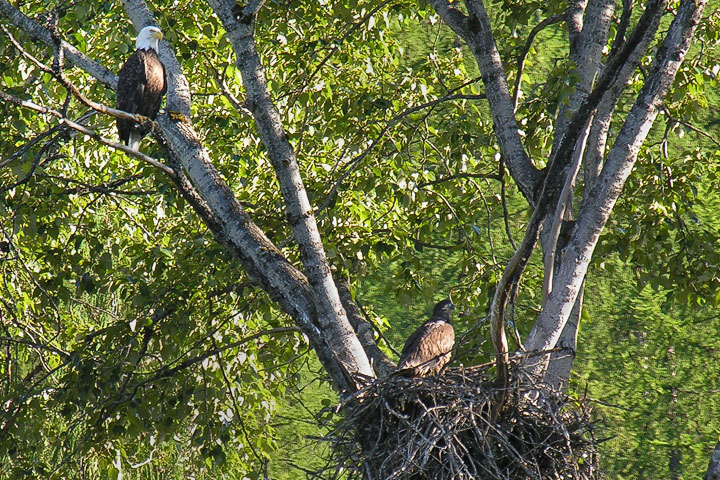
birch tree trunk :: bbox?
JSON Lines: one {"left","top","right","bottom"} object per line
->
{"left": 523, "top": 0, "right": 706, "bottom": 381}
{"left": 0, "top": 0, "right": 392, "bottom": 393}
{"left": 432, "top": 0, "right": 707, "bottom": 390}
{"left": 0, "top": 0, "right": 708, "bottom": 408}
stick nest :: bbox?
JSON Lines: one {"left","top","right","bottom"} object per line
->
{"left": 321, "top": 365, "right": 602, "bottom": 480}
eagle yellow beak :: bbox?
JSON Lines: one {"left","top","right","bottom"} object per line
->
{"left": 153, "top": 30, "right": 164, "bottom": 40}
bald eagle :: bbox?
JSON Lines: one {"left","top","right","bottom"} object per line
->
{"left": 397, "top": 300, "right": 455, "bottom": 377}
{"left": 116, "top": 26, "right": 166, "bottom": 151}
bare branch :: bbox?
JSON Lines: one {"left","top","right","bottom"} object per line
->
{"left": 513, "top": 14, "right": 564, "bottom": 110}
{"left": 45, "top": 173, "right": 152, "bottom": 196}
{"left": 287, "top": 0, "right": 394, "bottom": 100}
{"left": 0, "top": 0, "right": 116, "bottom": 87}
{"left": 610, "top": 0, "right": 635, "bottom": 57}
{"left": 542, "top": 119, "right": 590, "bottom": 300}
{"left": 664, "top": 107, "right": 720, "bottom": 149}
{"left": 455, "top": 0, "right": 543, "bottom": 204}
{"left": 499, "top": 159, "right": 517, "bottom": 250}
{"left": 336, "top": 278, "right": 395, "bottom": 377}
{"left": 141, "top": 327, "right": 301, "bottom": 384}
{"left": 0, "top": 336, "right": 69, "bottom": 359}
{"left": 417, "top": 172, "right": 499, "bottom": 189}
{"left": 0, "top": 90, "right": 175, "bottom": 177}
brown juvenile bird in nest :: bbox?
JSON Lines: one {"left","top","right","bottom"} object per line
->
{"left": 397, "top": 300, "right": 455, "bottom": 377}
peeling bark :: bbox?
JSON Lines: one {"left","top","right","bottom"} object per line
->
{"left": 523, "top": 0, "right": 707, "bottom": 381}
{"left": 431, "top": 0, "right": 543, "bottom": 203}
{"left": 206, "top": 0, "right": 375, "bottom": 385}
{"left": 543, "top": 286, "right": 582, "bottom": 391}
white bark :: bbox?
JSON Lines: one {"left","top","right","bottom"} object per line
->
{"left": 543, "top": 0, "right": 612, "bottom": 382}
{"left": 120, "top": 0, "right": 192, "bottom": 116}
{"left": 543, "top": 286, "right": 582, "bottom": 391}
{"left": 0, "top": 0, "right": 386, "bottom": 391}
{"left": 205, "top": 0, "right": 374, "bottom": 383}
{"left": 583, "top": 1, "right": 668, "bottom": 190}
{"left": 565, "top": 0, "right": 588, "bottom": 44}
{"left": 542, "top": 120, "right": 590, "bottom": 301}
{"left": 552, "top": 0, "right": 615, "bottom": 150}
{"left": 431, "top": 0, "right": 543, "bottom": 203}
{"left": 523, "top": 0, "right": 707, "bottom": 378}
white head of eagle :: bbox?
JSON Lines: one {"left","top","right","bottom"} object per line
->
{"left": 136, "top": 25, "right": 163, "bottom": 51}
{"left": 116, "top": 26, "right": 167, "bottom": 151}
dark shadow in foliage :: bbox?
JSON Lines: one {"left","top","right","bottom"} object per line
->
{"left": 319, "top": 365, "right": 602, "bottom": 480}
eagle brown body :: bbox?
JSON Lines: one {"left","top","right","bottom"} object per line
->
{"left": 397, "top": 300, "right": 455, "bottom": 377}
{"left": 116, "top": 26, "right": 166, "bottom": 151}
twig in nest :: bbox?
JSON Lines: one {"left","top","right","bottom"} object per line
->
{"left": 318, "top": 365, "right": 601, "bottom": 480}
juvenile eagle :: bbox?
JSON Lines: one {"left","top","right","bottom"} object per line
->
{"left": 116, "top": 26, "right": 166, "bottom": 151}
{"left": 397, "top": 300, "right": 455, "bottom": 377}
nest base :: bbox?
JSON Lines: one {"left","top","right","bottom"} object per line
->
{"left": 322, "top": 366, "right": 601, "bottom": 480}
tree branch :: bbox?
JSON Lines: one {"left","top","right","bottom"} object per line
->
{"left": 0, "top": 336, "right": 69, "bottom": 359}
{"left": 141, "top": 327, "right": 301, "bottom": 384}
{"left": 487, "top": 0, "right": 670, "bottom": 392}
{"left": 0, "top": 1, "right": 116, "bottom": 87}
{"left": 0, "top": 0, "right": 364, "bottom": 393}
{"left": 523, "top": 0, "right": 707, "bottom": 373}
{"left": 448, "top": 0, "right": 543, "bottom": 204}
{"left": 565, "top": 0, "right": 588, "bottom": 45}
{"left": 542, "top": 119, "right": 590, "bottom": 300}
{"left": 119, "top": 0, "right": 192, "bottom": 116}
{"left": 336, "top": 278, "right": 395, "bottom": 377}
{"left": 0, "top": 90, "right": 175, "bottom": 177}
{"left": 610, "top": 0, "right": 634, "bottom": 57}
{"left": 513, "top": 14, "right": 564, "bottom": 110}
{"left": 115, "top": 0, "right": 355, "bottom": 390}
{"left": 552, "top": 0, "right": 616, "bottom": 151}
{"left": 583, "top": 1, "right": 666, "bottom": 190}
{"left": 318, "top": 89, "right": 486, "bottom": 214}
{"left": 417, "top": 172, "right": 499, "bottom": 189}
{"left": 207, "top": 0, "right": 376, "bottom": 387}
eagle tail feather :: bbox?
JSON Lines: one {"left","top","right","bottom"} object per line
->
{"left": 128, "top": 132, "right": 141, "bottom": 151}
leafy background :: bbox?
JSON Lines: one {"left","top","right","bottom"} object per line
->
{"left": 1, "top": 0, "right": 719, "bottom": 478}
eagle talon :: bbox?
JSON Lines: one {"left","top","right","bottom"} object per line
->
{"left": 168, "top": 111, "right": 190, "bottom": 123}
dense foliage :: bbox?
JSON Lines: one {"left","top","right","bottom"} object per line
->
{"left": 1, "top": 0, "right": 719, "bottom": 478}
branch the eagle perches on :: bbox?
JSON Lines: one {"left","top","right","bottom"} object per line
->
{"left": 0, "top": 0, "right": 708, "bottom": 423}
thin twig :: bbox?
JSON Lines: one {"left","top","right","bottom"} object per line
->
{"left": 513, "top": 14, "right": 564, "bottom": 110}
{"left": 0, "top": 90, "right": 176, "bottom": 177}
